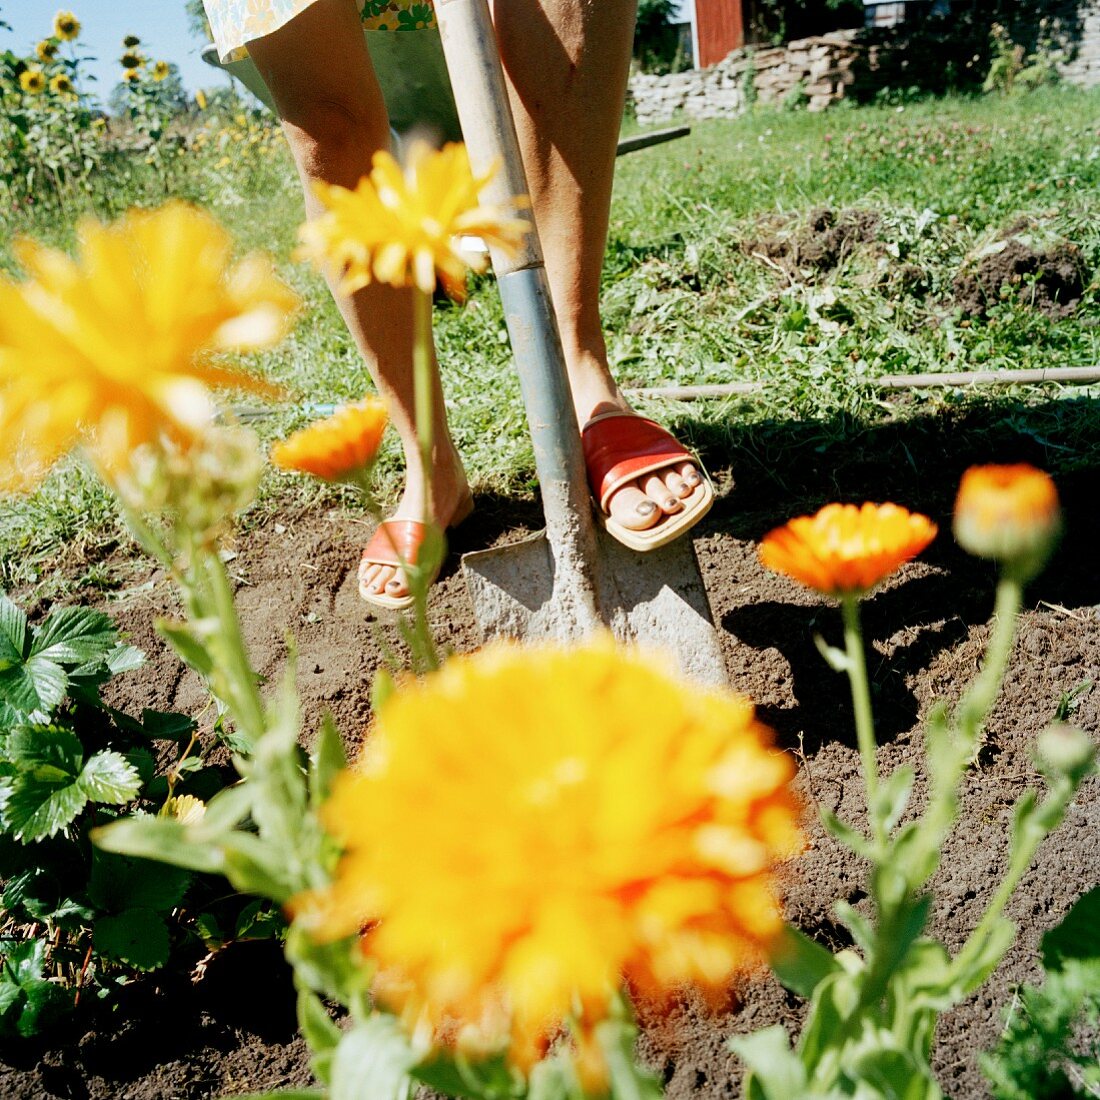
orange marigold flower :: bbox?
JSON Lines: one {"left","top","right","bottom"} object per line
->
{"left": 954, "top": 464, "right": 1060, "bottom": 578}
{"left": 270, "top": 398, "right": 388, "bottom": 481}
{"left": 760, "top": 502, "right": 937, "bottom": 597}
{"left": 292, "top": 637, "right": 803, "bottom": 1079}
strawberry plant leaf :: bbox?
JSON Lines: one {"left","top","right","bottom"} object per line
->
{"left": 0, "top": 656, "right": 67, "bottom": 718}
{"left": 139, "top": 708, "right": 197, "bottom": 742}
{"left": 29, "top": 606, "right": 118, "bottom": 666}
{"left": 0, "top": 595, "right": 27, "bottom": 664}
{"left": 78, "top": 751, "right": 141, "bottom": 804}
{"left": 6, "top": 727, "right": 83, "bottom": 778}
{"left": 88, "top": 851, "right": 191, "bottom": 914}
{"left": 93, "top": 908, "right": 170, "bottom": 971}
{"left": 2, "top": 778, "right": 88, "bottom": 841}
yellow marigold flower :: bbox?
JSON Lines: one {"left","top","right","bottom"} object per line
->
{"left": 294, "top": 637, "right": 802, "bottom": 1076}
{"left": 296, "top": 140, "right": 529, "bottom": 300}
{"left": 36, "top": 40, "right": 59, "bottom": 62}
{"left": 153, "top": 60, "right": 171, "bottom": 82}
{"left": 53, "top": 10, "right": 80, "bottom": 41}
{"left": 954, "top": 463, "right": 1061, "bottom": 578}
{"left": 49, "top": 73, "right": 74, "bottom": 97}
{"left": 760, "top": 502, "right": 937, "bottom": 597}
{"left": 19, "top": 68, "right": 46, "bottom": 95}
{"left": 121, "top": 50, "right": 143, "bottom": 70}
{"left": 166, "top": 793, "right": 206, "bottom": 825}
{"left": 270, "top": 398, "right": 388, "bottom": 482}
{"left": 0, "top": 202, "right": 298, "bottom": 492}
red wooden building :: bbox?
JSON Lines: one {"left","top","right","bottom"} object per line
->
{"left": 691, "top": 0, "right": 745, "bottom": 69}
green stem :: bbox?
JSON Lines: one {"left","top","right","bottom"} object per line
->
{"left": 955, "top": 576, "right": 1022, "bottom": 751}
{"left": 841, "top": 595, "right": 885, "bottom": 848}
{"left": 410, "top": 286, "right": 440, "bottom": 673}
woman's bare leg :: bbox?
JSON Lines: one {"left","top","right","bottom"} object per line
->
{"left": 492, "top": 0, "right": 700, "bottom": 530}
{"left": 248, "top": 0, "right": 470, "bottom": 601}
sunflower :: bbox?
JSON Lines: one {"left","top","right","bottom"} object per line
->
{"left": 36, "top": 40, "right": 59, "bottom": 63}
{"left": 954, "top": 464, "right": 1060, "bottom": 578}
{"left": 49, "top": 72, "right": 74, "bottom": 97}
{"left": 122, "top": 68, "right": 140, "bottom": 83}
{"left": 294, "top": 637, "right": 802, "bottom": 1077}
{"left": 53, "top": 11, "right": 81, "bottom": 41}
{"left": 19, "top": 69, "right": 46, "bottom": 95}
{"left": 759, "top": 502, "right": 937, "bottom": 597}
{"left": 270, "top": 399, "right": 388, "bottom": 482}
{"left": 120, "top": 50, "right": 143, "bottom": 70}
{"left": 152, "top": 60, "right": 171, "bottom": 82}
{"left": 0, "top": 202, "right": 299, "bottom": 492}
{"left": 122, "top": 34, "right": 141, "bottom": 48}
{"left": 296, "top": 140, "right": 529, "bottom": 300}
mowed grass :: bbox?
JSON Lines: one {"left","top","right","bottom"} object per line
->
{"left": 2, "top": 86, "right": 1100, "bottom": 593}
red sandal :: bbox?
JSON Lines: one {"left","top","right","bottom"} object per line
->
{"left": 581, "top": 412, "right": 714, "bottom": 551}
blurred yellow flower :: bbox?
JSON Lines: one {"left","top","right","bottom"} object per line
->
{"left": 296, "top": 140, "right": 529, "bottom": 299}
{"left": 271, "top": 398, "right": 388, "bottom": 482}
{"left": 19, "top": 69, "right": 46, "bottom": 95}
{"left": 166, "top": 794, "right": 206, "bottom": 825}
{"left": 36, "top": 40, "right": 59, "bottom": 62}
{"left": 760, "top": 502, "right": 937, "bottom": 598}
{"left": 122, "top": 68, "right": 139, "bottom": 83}
{"left": 53, "top": 11, "right": 81, "bottom": 40}
{"left": 49, "top": 72, "right": 74, "bottom": 97}
{"left": 295, "top": 637, "right": 802, "bottom": 1075}
{"left": 195, "top": 89, "right": 208, "bottom": 110}
{"left": 0, "top": 202, "right": 298, "bottom": 492}
{"left": 153, "top": 60, "right": 171, "bottom": 82}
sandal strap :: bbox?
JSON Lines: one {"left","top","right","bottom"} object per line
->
{"left": 360, "top": 520, "right": 426, "bottom": 568}
{"left": 582, "top": 415, "right": 694, "bottom": 514}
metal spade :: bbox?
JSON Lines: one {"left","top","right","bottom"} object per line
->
{"left": 435, "top": 0, "right": 727, "bottom": 685}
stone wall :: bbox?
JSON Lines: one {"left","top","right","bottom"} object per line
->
{"left": 628, "top": 3, "right": 1100, "bottom": 126}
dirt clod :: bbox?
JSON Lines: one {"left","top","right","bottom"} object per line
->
{"left": 748, "top": 206, "right": 882, "bottom": 274}
{"left": 952, "top": 236, "right": 1087, "bottom": 319}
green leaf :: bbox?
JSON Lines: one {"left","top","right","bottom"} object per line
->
{"left": 876, "top": 765, "right": 915, "bottom": 834}
{"left": 93, "top": 815, "right": 227, "bottom": 876}
{"left": 813, "top": 632, "right": 850, "bottom": 672}
{"left": 597, "top": 1013, "right": 664, "bottom": 1100}
{"left": 227, "top": 1092, "right": 325, "bottom": 1100}
{"left": 527, "top": 1056, "right": 584, "bottom": 1100}
{"left": 730, "top": 1025, "right": 807, "bottom": 1099}
{"left": 79, "top": 751, "right": 141, "bottom": 804}
{"left": 371, "top": 668, "right": 397, "bottom": 715}
{"left": 156, "top": 619, "right": 214, "bottom": 677}
{"left": 2, "top": 778, "right": 87, "bottom": 840}
{"left": 846, "top": 1046, "right": 943, "bottom": 1100}
{"left": 413, "top": 1053, "right": 521, "bottom": 1100}
{"left": 820, "top": 809, "right": 873, "bottom": 858}
{"left": 0, "top": 655, "right": 67, "bottom": 718}
{"left": 14, "top": 979, "right": 72, "bottom": 1037}
{"left": 0, "top": 594, "right": 27, "bottom": 664}
{"left": 298, "top": 987, "right": 341, "bottom": 1084}
{"left": 769, "top": 924, "right": 842, "bottom": 999}
{"left": 949, "top": 917, "right": 1017, "bottom": 1000}
{"left": 105, "top": 644, "right": 145, "bottom": 675}
{"left": 329, "top": 1016, "right": 417, "bottom": 1100}
{"left": 860, "top": 892, "right": 933, "bottom": 1008}
{"left": 6, "top": 726, "right": 82, "bottom": 778}
{"left": 1, "top": 938, "right": 47, "bottom": 984}
{"left": 310, "top": 712, "right": 347, "bottom": 808}
{"left": 234, "top": 897, "right": 284, "bottom": 941}
{"left": 30, "top": 605, "right": 117, "bottom": 666}
{"left": 94, "top": 908, "right": 170, "bottom": 971}
{"left": 834, "top": 901, "right": 875, "bottom": 954}
{"left": 1042, "top": 887, "right": 1100, "bottom": 971}
{"left": 139, "top": 708, "right": 197, "bottom": 743}
{"left": 88, "top": 850, "right": 191, "bottom": 913}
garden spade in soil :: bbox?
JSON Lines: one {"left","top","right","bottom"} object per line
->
{"left": 434, "top": 0, "right": 727, "bottom": 685}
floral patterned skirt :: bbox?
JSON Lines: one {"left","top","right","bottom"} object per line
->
{"left": 205, "top": 0, "right": 436, "bottom": 63}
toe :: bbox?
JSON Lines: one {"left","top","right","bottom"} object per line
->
{"left": 607, "top": 485, "right": 661, "bottom": 531}
{"left": 663, "top": 467, "right": 691, "bottom": 499}
{"left": 643, "top": 473, "right": 684, "bottom": 515}
{"left": 363, "top": 564, "right": 395, "bottom": 595}
{"left": 384, "top": 567, "right": 410, "bottom": 598}
{"left": 678, "top": 461, "right": 702, "bottom": 489}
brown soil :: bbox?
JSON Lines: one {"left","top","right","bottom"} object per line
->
{"left": 747, "top": 206, "right": 883, "bottom": 275}
{"left": 952, "top": 237, "right": 1087, "bottom": 320}
{"left": 1, "top": 406, "right": 1097, "bottom": 1100}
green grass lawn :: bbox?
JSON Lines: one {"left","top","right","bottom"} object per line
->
{"left": 3, "top": 86, "right": 1099, "bottom": 593}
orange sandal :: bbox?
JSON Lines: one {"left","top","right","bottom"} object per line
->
{"left": 358, "top": 520, "right": 432, "bottom": 610}
{"left": 581, "top": 412, "right": 714, "bottom": 552}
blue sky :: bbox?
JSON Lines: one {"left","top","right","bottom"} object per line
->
{"left": 1, "top": 1, "right": 231, "bottom": 98}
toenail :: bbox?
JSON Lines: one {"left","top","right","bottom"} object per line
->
{"left": 685, "top": 472, "right": 700, "bottom": 485}
{"left": 637, "top": 501, "right": 656, "bottom": 516}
